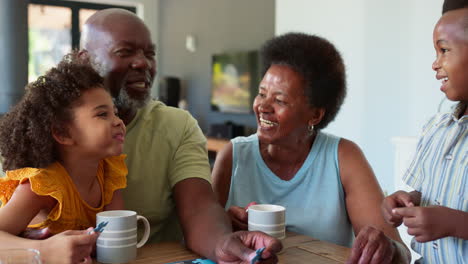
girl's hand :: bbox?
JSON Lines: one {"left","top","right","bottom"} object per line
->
{"left": 39, "top": 228, "right": 99, "bottom": 264}
{"left": 347, "top": 226, "right": 395, "bottom": 264}
{"left": 393, "top": 205, "right": 454, "bottom": 242}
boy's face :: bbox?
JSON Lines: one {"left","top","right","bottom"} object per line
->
{"left": 432, "top": 9, "right": 468, "bottom": 102}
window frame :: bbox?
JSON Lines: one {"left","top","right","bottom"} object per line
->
{"left": 29, "top": 0, "right": 136, "bottom": 49}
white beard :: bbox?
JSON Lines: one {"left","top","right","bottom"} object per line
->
{"left": 113, "top": 85, "right": 150, "bottom": 111}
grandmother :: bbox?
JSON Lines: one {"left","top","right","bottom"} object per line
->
{"left": 212, "top": 32, "right": 410, "bottom": 264}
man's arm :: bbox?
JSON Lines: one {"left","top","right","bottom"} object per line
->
{"left": 174, "top": 178, "right": 231, "bottom": 260}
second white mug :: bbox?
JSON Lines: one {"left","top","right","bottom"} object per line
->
{"left": 247, "top": 204, "right": 286, "bottom": 239}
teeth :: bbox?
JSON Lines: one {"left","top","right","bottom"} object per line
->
{"left": 133, "top": 82, "right": 146, "bottom": 88}
{"left": 260, "top": 117, "right": 278, "bottom": 127}
{"left": 128, "top": 82, "right": 146, "bottom": 89}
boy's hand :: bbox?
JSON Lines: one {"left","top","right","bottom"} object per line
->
{"left": 381, "top": 191, "right": 417, "bottom": 227}
{"left": 346, "top": 226, "right": 395, "bottom": 264}
{"left": 393, "top": 206, "right": 453, "bottom": 242}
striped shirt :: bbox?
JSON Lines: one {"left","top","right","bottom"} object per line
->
{"left": 403, "top": 103, "right": 467, "bottom": 264}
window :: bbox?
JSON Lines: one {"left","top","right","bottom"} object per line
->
{"left": 28, "top": 0, "right": 136, "bottom": 82}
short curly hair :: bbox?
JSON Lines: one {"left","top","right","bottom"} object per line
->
{"left": 442, "top": 0, "right": 468, "bottom": 13}
{"left": 0, "top": 53, "right": 104, "bottom": 171}
{"left": 260, "top": 32, "right": 346, "bottom": 130}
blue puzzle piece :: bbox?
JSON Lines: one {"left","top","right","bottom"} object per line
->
{"left": 192, "top": 259, "right": 216, "bottom": 264}
{"left": 250, "top": 247, "right": 265, "bottom": 264}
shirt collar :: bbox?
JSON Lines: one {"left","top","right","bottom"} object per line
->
{"left": 450, "top": 102, "right": 467, "bottom": 123}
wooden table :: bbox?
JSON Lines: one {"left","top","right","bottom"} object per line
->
{"left": 99, "top": 232, "right": 350, "bottom": 263}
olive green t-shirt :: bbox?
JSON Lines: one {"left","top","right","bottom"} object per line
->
{"left": 122, "top": 100, "right": 211, "bottom": 243}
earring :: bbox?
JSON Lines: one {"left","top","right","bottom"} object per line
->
{"left": 308, "top": 124, "right": 314, "bottom": 134}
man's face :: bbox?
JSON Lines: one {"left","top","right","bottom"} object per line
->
{"left": 88, "top": 18, "right": 157, "bottom": 111}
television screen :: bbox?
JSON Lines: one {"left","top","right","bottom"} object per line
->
{"left": 210, "top": 50, "right": 259, "bottom": 114}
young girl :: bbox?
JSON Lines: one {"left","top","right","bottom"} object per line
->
{"left": 0, "top": 54, "right": 127, "bottom": 263}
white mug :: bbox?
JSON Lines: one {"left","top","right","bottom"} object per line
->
{"left": 247, "top": 204, "right": 286, "bottom": 239}
{"left": 96, "top": 210, "right": 150, "bottom": 263}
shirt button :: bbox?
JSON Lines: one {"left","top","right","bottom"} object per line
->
{"left": 435, "top": 199, "right": 441, "bottom": 205}
{"left": 433, "top": 242, "right": 438, "bottom": 249}
{"left": 445, "top": 154, "right": 453, "bottom": 160}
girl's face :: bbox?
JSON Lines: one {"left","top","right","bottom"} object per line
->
{"left": 432, "top": 10, "right": 468, "bottom": 102}
{"left": 253, "top": 64, "right": 317, "bottom": 145}
{"left": 66, "top": 87, "right": 126, "bottom": 159}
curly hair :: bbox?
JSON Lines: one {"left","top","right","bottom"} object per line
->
{"left": 260, "top": 32, "right": 346, "bottom": 130}
{"left": 442, "top": 0, "right": 468, "bottom": 13}
{"left": 0, "top": 53, "right": 104, "bottom": 171}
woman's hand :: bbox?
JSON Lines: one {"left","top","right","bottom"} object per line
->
{"left": 227, "top": 206, "right": 249, "bottom": 231}
{"left": 347, "top": 226, "right": 395, "bottom": 264}
{"left": 227, "top": 202, "right": 257, "bottom": 231}
{"left": 39, "top": 228, "right": 99, "bottom": 264}
{"left": 20, "top": 227, "right": 52, "bottom": 240}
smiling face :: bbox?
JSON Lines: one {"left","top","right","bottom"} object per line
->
{"left": 83, "top": 11, "right": 156, "bottom": 112}
{"left": 253, "top": 64, "right": 320, "bottom": 145}
{"left": 432, "top": 9, "right": 468, "bottom": 102}
{"left": 66, "top": 87, "right": 126, "bottom": 159}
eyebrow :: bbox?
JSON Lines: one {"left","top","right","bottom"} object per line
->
{"left": 436, "top": 39, "right": 448, "bottom": 45}
{"left": 93, "top": 105, "right": 111, "bottom": 111}
{"left": 115, "top": 41, "right": 156, "bottom": 50}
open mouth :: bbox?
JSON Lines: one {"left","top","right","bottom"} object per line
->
{"left": 259, "top": 117, "right": 278, "bottom": 127}
{"left": 126, "top": 81, "right": 149, "bottom": 92}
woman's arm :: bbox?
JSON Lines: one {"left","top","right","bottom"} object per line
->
{"left": 211, "top": 142, "right": 233, "bottom": 207}
{"left": 338, "top": 139, "right": 410, "bottom": 264}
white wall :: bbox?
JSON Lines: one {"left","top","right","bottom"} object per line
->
{"left": 276, "top": 0, "right": 444, "bottom": 192}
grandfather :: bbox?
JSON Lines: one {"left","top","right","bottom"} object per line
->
{"left": 79, "top": 8, "right": 280, "bottom": 263}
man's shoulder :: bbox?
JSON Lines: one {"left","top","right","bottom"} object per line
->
{"left": 143, "top": 100, "right": 192, "bottom": 121}
{"left": 139, "top": 100, "right": 195, "bottom": 127}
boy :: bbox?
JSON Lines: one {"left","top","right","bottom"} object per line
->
{"left": 381, "top": 2, "right": 468, "bottom": 263}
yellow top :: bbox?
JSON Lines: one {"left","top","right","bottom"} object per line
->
{"left": 0, "top": 155, "right": 127, "bottom": 234}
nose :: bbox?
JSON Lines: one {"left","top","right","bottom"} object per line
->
{"left": 113, "top": 115, "right": 125, "bottom": 128}
{"left": 432, "top": 56, "right": 440, "bottom": 71}
{"left": 131, "top": 51, "right": 152, "bottom": 70}
{"left": 258, "top": 96, "right": 273, "bottom": 113}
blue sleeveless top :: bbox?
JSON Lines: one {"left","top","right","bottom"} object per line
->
{"left": 225, "top": 132, "right": 354, "bottom": 247}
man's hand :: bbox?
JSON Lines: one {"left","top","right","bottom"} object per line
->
{"left": 346, "top": 226, "right": 395, "bottom": 264}
{"left": 214, "top": 231, "right": 282, "bottom": 264}
{"left": 381, "top": 191, "right": 419, "bottom": 227}
{"left": 393, "top": 205, "right": 454, "bottom": 242}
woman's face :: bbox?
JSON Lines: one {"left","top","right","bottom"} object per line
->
{"left": 253, "top": 64, "right": 316, "bottom": 145}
